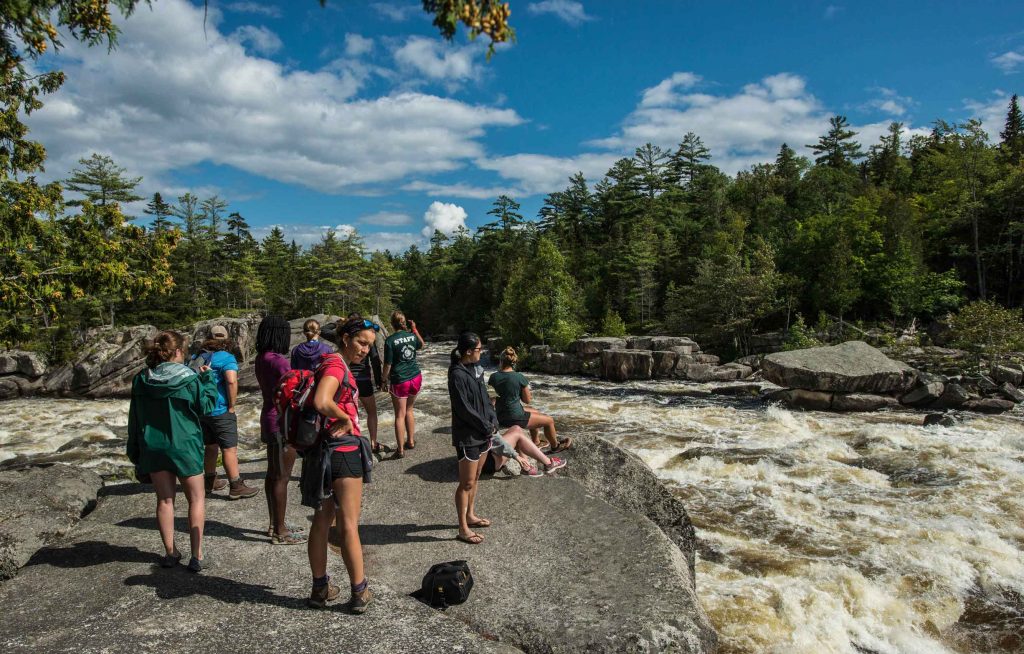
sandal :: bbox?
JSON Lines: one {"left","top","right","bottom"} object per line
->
{"left": 372, "top": 443, "right": 382, "bottom": 455}
{"left": 550, "top": 437, "right": 573, "bottom": 454}
{"left": 467, "top": 518, "right": 491, "bottom": 528}
{"left": 456, "top": 532, "right": 484, "bottom": 545}
{"left": 271, "top": 532, "right": 307, "bottom": 545}
{"left": 391, "top": 451, "right": 405, "bottom": 460}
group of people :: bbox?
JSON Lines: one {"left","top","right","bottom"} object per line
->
{"left": 126, "top": 311, "right": 569, "bottom": 613}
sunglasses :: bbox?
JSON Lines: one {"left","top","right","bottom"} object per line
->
{"left": 347, "top": 319, "right": 379, "bottom": 332}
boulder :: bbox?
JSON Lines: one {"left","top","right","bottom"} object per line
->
{"left": 190, "top": 315, "right": 262, "bottom": 364}
{"left": 625, "top": 336, "right": 653, "bottom": 351}
{"left": 710, "top": 383, "right": 762, "bottom": 397}
{"left": 900, "top": 382, "right": 945, "bottom": 407}
{"left": 734, "top": 354, "right": 763, "bottom": 371}
{"left": 529, "top": 345, "right": 552, "bottom": 362}
{"left": 998, "top": 383, "right": 1024, "bottom": 403}
{"left": 991, "top": 364, "right": 1024, "bottom": 387}
{"left": 43, "top": 325, "right": 159, "bottom": 397}
{"left": 0, "top": 464, "right": 104, "bottom": 580}
{"left": 651, "top": 351, "right": 678, "bottom": 377}
{"left": 569, "top": 337, "right": 627, "bottom": 357}
{"left": 748, "top": 331, "right": 786, "bottom": 353}
{"left": 762, "top": 341, "right": 917, "bottom": 394}
{"left": 963, "top": 398, "right": 1015, "bottom": 414}
{"left": 766, "top": 389, "right": 834, "bottom": 411}
{"left": 693, "top": 354, "right": 720, "bottom": 365}
{"left": 719, "top": 362, "right": 753, "bottom": 380}
{"left": 832, "top": 393, "right": 900, "bottom": 412}
{"left": 670, "top": 345, "right": 698, "bottom": 356}
{"left": 0, "top": 350, "right": 47, "bottom": 378}
{"left": 600, "top": 349, "right": 653, "bottom": 381}
{"left": 649, "top": 336, "right": 700, "bottom": 352}
{"left": 537, "top": 352, "right": 582, "bottom": 375}
{"left": 0, "top": 377, "right": 21, "bottom": 400}
{"left": 677, "top": 363, "right": 712, "bottom": 382}
{"left": 934, "top": 383, "right": 971, "bottom": 409}
{"left": 923, "top": 413, "right": 960, "bottom": 427}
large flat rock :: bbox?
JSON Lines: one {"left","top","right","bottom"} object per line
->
{"left": 761, "top": 341, "right": 917, "bottom": 394}
{"left": 0, "top": 353, "right": 715, "bottom": 653}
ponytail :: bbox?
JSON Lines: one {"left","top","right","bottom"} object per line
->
{"left": 390, "top": 310, "right": 408, "bottom": 331}
{"left": 450, "top": 347, "right": 461, "bottom": 366}
{"left": 452, "top": 331, "right": 481, "bottom": 366}
{"left": 143, "top": 331, "right": 185, "bottom": 369}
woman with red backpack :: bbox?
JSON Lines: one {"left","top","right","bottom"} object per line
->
{"left": 303, "top": 317, "right": 378, "bottom": 614}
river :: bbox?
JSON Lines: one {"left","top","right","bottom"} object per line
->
{"left": 2, "top": 346, "right": 1022, "bottom": 653}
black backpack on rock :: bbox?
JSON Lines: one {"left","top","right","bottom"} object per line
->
{"left": 413, "top": 560, "right": 474, "bottom": 609}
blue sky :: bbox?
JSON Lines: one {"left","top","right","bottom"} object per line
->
{"left": 29, "top": 0, "right": 1023, "bottom": 252}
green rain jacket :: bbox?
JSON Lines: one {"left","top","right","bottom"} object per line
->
{"left": 127, "top": 362, "right": 218, "bottom": 477}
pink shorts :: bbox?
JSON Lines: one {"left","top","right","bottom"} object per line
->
{"left": 390, "top": 374, "right": 422, "bottom": 399}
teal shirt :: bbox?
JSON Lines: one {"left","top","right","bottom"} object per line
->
{"left": 384, "top": 330, "right": 422, "bottom": 383}
{"left": 488, "top": 370, "right": 529, "bottom": 421}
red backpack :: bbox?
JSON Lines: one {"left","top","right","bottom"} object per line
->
{"left": 274, "top": 353, "right": 355, "bottom": 452}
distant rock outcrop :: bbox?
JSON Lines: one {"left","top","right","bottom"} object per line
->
{"left": 762, "top": 341, "right": 918, "bottom": 394}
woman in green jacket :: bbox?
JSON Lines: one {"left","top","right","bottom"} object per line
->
{"left": 127, "top": 330, "right": 218, "bottom": 572}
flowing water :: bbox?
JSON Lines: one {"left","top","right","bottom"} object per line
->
{"left": 2, "top": 347, "right": 1022, "bottom": 653}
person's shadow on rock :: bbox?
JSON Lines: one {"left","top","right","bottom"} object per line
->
{"left": 404, "top": 458, "right": 458, "bottom": 483}
{"left": 25, "top": 541, "right": 157, "bottom": 568}
{"left": 358, "top": 523, "right": 452, "bottom": 546}
{"left": 124, "top": 572, "right": 304, "bottom": 608}
{"left": 116, "top": 517, "right": 266, "bottom": 543}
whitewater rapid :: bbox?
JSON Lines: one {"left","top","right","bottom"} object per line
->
{"left": 2, "top": 351, "right": 1022, "bottom": 653}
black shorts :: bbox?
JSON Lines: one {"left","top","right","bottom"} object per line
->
{"left": 201, "top": 412, "right": 238, "bottom": 448}
{"left": 355, "top": 377, "right": 375, "bottom": 399}
{"left": 330, "top": 447, "right": 364, "bottom": 480}
{"left": 498, "top": 412, "right": 531, "bottom": 430}
{"left": 455, "top": 441, "right": 497, "bottom": 462}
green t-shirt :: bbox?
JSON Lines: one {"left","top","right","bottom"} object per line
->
{"left": 488, "top": 371, "right": 529, "bottom": 421}
{"left": 384, "top": 330, "right": 422, "bottom": 383}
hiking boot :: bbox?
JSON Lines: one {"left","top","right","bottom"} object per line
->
{"left": 228, "top": 478, "right": 259, "bottom": 500}
{"left": 204, "top": 474, "right": 228, "bottom": 494}
{"left": 544, "top": 456, "right": 566, "bottom": 474}
{"left": 348, "top": 587, "right": 373, "bottom": 614}
{"left": 308, "top": 581, "right": 341, "bottom": 609}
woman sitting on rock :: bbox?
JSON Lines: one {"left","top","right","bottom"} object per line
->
{"left": 127, "top": 331, "right": 217, "bottom": 572}
{"left": 488, "top": 347, "right": 571, "bottom": 453}
{"left": 303, "top": 317, "right": 377, "bottom": 614}
{"left": 486, "top": 425, "right": 567, "bottom": 478}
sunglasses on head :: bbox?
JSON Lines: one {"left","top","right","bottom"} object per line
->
{"left": 352, "top": 319, "right": 379, "bottom": 332}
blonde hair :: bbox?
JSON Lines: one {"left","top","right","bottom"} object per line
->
{"left": 302, "top": 319, "right": 321, "bottom": 340}
{"left": 390, "top": 310, "right": 408, "bottom": 331}
{"left": 144, "top": 331, "right": 185, "bottom": 369}
{"left": 499, "top": 346, "right": 518, "bottom": 368}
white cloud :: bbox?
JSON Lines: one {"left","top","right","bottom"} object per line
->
{"left": 393, "top": 36, "right": 480, "bottom": 82}
{"left": 422, "top": 201, "right": 468, "bottom": 237}
{"left": 403, "top": 180, "right": 518, "bottom": 200}
{"left": 345, "top": 33, "right": 374, "bottom": 57}
{"left": 863, "top": 87, "right": 914, "bottom": 116}
{"left": 358, "top": 210, "right": 413, "bottom": 226}
{"left": 639, "top": 72, "right": 701, "bottom": 108}
{"left": 230, "top": 25, "right": 283, "bottom": 56}
{"left": 362, "top": 231, "right": 421, "bottom": 253}
{"left": 992, "top": 50, "right": 1024, "bottom": 73}
{"left": 28, "top": 0, "right": 522, "bottom": 195}
{"left": 372, "top": 2, "right": 418, "bottom": 22}
{"left": 476, "top": 152, "right": 620, "bottom": 195}
{"left": 964, "top": 92, "right": 1013, "bottom": 139}
{"left": 527, "top": 1, "right": 594, "bottom": 25}
{"left": 225, "top": 2, "right": 281, "bottom": 18}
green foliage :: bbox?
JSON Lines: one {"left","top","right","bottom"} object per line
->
{"left": 783, "top": 314, "right": 822, "bottom": 351}
{"left": 63, "top": 153, "right": 143, "bottom": 207}
{"left": 949, "top": 300, "right": 1024, "bottom": 365}
{"left": 598, "top": 308, "right": 627, "bottom": 338}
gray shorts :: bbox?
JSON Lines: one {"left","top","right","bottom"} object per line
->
{"left": 201, "top": 412, "right": 239, "bottom": 449}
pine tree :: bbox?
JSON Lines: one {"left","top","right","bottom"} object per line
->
{"left": 670, "top": 132, "right": 711, "bottom": 185}
{"left": 63, "top": 153, "right": 143, "bottom": 208}
{"left": 482, "top": 194, "right": 524, "bottom": 232}
{"left": 808, "top": 115, "right": 864, "bottom": 169}
{"left": 143, "top": 192, "right": 173, "bottom": 233}
{"left": 1000, "top": 94, "right": 1024, "bottom": 165}
{"left": 634, "top": 142, "right": 669, "bottom": 199}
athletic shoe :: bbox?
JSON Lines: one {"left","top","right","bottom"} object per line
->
{"left": 521, "top": 464, "right": 544, "bottom": 478}
{"left": 228, "top": 479, "right": 259, "bottom": 500}
{"left": 308, "top": 580, "right": 341, "bottom": 609}
{"left": 348, "top": 587, "right": 373, "bottom": 614}
{"left": 186, "top": 556, "right": 206, "bottom": 573}
{"left": 544, "top": 457, "right": 566, "bottom": 473}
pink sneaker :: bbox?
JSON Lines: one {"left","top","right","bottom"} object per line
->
{"left": 544, "top": 457, "right": 566, "bottom": 474}
{"left": 521, "top": 464, "right": 543, "bottom": 478}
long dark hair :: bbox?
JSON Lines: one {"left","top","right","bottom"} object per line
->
{"left": 450, "top": 331, "right": 481, "bottom": 366}
{"left": 256, "top": 315, "right": 290, "bottom": 355}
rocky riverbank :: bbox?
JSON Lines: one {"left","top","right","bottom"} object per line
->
{"left": 0, "top": 430, "right": 717, "bottom": 653}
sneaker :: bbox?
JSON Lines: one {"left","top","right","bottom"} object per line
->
{"left": 159, "top": 551, "right": 182, "bottom": 568}
{"left": 186, "top": 556, "right": 205, "bottom": 573}
{"left": 308, "top": 580, "right": 341, "bottom": 609}
{"left": 348, "top": 587, "right": 373, "bottom": 614}
{"left": 521, "top": 464, "right": 544, "bottom": 478}
{"left": 544, "top": 457, "right": 566, "bottom": 474}
{"left": 228, "top": 479, "right": 260, "bottom": 500}
{"left": 204, "top": 474, "right": 228, "bottom": 494}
